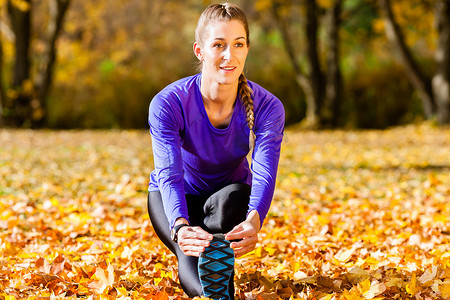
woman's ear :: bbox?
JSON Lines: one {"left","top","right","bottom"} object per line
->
{"left": 193, "top": 42, "right": 203, "bottom": 61}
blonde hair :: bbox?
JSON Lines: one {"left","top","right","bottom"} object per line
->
{"left": 195, "top": 3, "right": 255, "bottom": 150}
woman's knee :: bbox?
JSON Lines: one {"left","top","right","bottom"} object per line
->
{"left": 203, "top": 183, "right": 251, "bottom": 233}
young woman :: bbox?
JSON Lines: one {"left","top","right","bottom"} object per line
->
{"left": 147, "top": 3, "right": 284, "bottom": 299}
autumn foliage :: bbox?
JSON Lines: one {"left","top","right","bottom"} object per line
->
{"left": 0, "top": 124, "right": 449, "bottom": 299}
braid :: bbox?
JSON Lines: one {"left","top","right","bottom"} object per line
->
{"left": 239, "top": 73, "right": 256, "bottom": 150}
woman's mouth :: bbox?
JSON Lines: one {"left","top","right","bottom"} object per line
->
{"left": 220, "top": 66, "right": 236, "bottom": 71}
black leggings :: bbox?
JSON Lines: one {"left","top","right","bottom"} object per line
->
{"left": 147, "top": 183, "right": 251, "bottom": 297}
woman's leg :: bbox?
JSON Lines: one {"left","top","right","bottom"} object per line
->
{"left": 147, "top": 191, "right": 203, "bottom": 297}
{"left": 147, "top": 183, "right": 251, "bottom": 298}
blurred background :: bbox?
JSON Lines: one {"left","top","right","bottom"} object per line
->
{"left": 0, "top": 0, "right": 448, "bottom": 129}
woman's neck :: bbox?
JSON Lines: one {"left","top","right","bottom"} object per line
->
{"left": 200, "top": 75, "right": 238, "bottom": 107}
{"left": 200, "top": 75, "right": 239, "bottom": 128}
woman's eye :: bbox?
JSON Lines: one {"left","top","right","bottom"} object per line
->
{"left": 213, "top": 43, "right": 224, "bottom": 48}
{"left": 235, "top": 43, "right": 244, "bottom": 47}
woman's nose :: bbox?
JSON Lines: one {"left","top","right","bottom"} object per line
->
{"left": 223, "top": 46, "right": 232, "bottom": 61}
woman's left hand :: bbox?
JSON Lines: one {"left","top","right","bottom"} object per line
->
{"left": 225, "top": 210, "right": 261, "bottom": 258}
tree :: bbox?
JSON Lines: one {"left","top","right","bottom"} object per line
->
{"left": 270, "top": 0, "right": 343, "bottom": 128}
{"left": 324, "top": 0, "right": 343, "bottom": 127}
{"left": 379, "top": 0, "right": 450, "bottom": 125}
{"left": 0, "top": 30, "right": 6, "bottom": 127}
{"left": 0, "top": 0, "right": 71, "bottom": 127}
{"left": 4, "top": 0, "right": 32, "bottom": 126}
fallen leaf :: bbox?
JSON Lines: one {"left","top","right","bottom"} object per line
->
{"left": 363, "top": 282, "right": 386, "bottom": 299}
{"left": 418, "top": 265, "right": 437, "bottom": 284}
{"left": 405, "top": 273, "right": 417, "bottom": 296}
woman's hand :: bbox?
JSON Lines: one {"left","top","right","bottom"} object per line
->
{"left": 177, "top": 225, "right": 213, "bottom": 257}
{"left": 225, "top": 210, "right": 261, "bottom": 258}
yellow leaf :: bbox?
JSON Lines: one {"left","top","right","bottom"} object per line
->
{"left": 77, "top": 283, "right": 89, "bottom": 295}
{"left": 386, "top": 277, "right": 404, "bottom": 288}
{"left": 1, "top": 241, "right": 21, "bottom": 256}
{"left": 116, "top": 286, "right": 128, "bottom": 296}
{"left": 358, "top": 278, "right": 371, "bottom": 294}
{"left": 363, "top": 256, "right": 380, "bottom": 266}
{"left": 88, "top": 264, "right": 115, "bottom": 294}
{"left": 440, "top": 281, "right": 450, "bottom": 298}
{"left": 342, "top": 289, "right": 364, "bottom": 300}
{"left": 364, "top": 283, "right": 386, "bottom": 299}
{"left": 154, "top": 276, "right": 162, "bottom": 286}
{"left": 154, "top": 262, "right": 164, "bottom": 271}
{"left": 264, "top": 244, "right": 277, "bottom": 256}
{"left": 120, "top": 245, "right": 139, "bottom": 259}
{"left": 320, "top": 294, "right": 333, "bottom": 300}
{"left": 418, "top": 265, "right": 437, "bottom": 284}
{"left": 405, "top": 273, "right": 417, "bottom": 296}
{"left": 294, "top": 270, "right": 308, "bottom": 280}
{"left": 347, "top": 266, "right": 371, "bottom": 285}
{"left": 255, "top": 246, "right": 263, "bottom": 258}
{"left": 335, "top": 247, "right": 355, "bottom": 263}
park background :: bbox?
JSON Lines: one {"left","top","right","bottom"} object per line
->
{"left": 0, "top": 0, "right": 449, "bottom": 129}
{"left": 0, "top": 0, "right": 449, "bottom": 299}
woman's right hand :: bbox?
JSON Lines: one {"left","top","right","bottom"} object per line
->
{"left": 177, "top": 226, "right": 213, "bottom": 257}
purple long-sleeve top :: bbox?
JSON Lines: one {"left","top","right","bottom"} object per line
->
{"left": 148, "top": 74, "right": 285, "bottom": 229}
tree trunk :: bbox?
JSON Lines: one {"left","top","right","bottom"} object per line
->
{"left": 7, "top": 0, "right": 32, "bottom": 126}
{"left": 272, "top": 0, "right": 324, "bottom": 128}
{"left": 432, "top": 1, "right": 450, "bottom": 124}
{"left": 271, "top": 2, "right": 315, "bottom": 126}
{"left": 33, "top": 0, "right": 71, "bottom": 127}
{"left": 0, "top": 38, "right": 4, "bottom": 127}
{"left": 7, "top": 0, "right": 31, "bottom": 87}
{"left": 378, "top": 0, "right": 436, "bottom": 118}
{"left": 324, "top": 0, "right": 343, "bottom": 127}
{"left": 305, "top": 0, "right": 324, "bottom": 128}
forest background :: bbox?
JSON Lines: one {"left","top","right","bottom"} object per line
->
{"left": 0, "top": 0, "right": 449, "bottom": 130}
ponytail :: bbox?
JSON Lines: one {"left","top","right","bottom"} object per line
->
{"left": 238, "top": 73, "right": 255, "bottom": 150}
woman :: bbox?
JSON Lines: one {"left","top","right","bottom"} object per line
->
{"left": 147, "top": 3, "right": 284, "bottom": 299}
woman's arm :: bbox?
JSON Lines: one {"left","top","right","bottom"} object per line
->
{"left": 248, "top": 90, "right": 285, "bottom": 227}
{"left": 225, "top": 87, "right": 285, "bottom": 257}
{"left": 149, "top": 95, "right": 189, "bottom": 229}
{"left": 150, "top": 94, "right": 214, "bottom": 256}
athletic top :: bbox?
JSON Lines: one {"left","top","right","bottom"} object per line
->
{"left": 148, "top": 73, "right": 285, "bottom": 229}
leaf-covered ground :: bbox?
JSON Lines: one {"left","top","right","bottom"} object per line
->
{"left": 0, "top": 124, "right": 449, "bottom": 299}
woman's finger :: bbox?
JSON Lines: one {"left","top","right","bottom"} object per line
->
{"left": 178, "top": 244, "right": 206, "bottom": 257}
{"left": 226, "top": 221, "right": 257, "bottom": 241}
{"left": 179, "top": 226, "right": 212, "bottom": 241}
{"left": 225, "top": 229, "right": 245, "bottom": 241}
{"left": 233, "top": 241, "right": 257, "bottom": 257}
{"left": 229, "top": 226, "right": 258, "bottom": 257}
{"left": 178, "top": 237, "right": 210, "bottom": 248}
{"left": 230, "top": 234, "right": 257, "bottom": 249}
{"left": 178, "top": 237, "right": 208, "bottom": 256}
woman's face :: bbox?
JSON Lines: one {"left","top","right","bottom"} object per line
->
{"left": 194, "top": 20, "right": 249, "bottom": 87}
